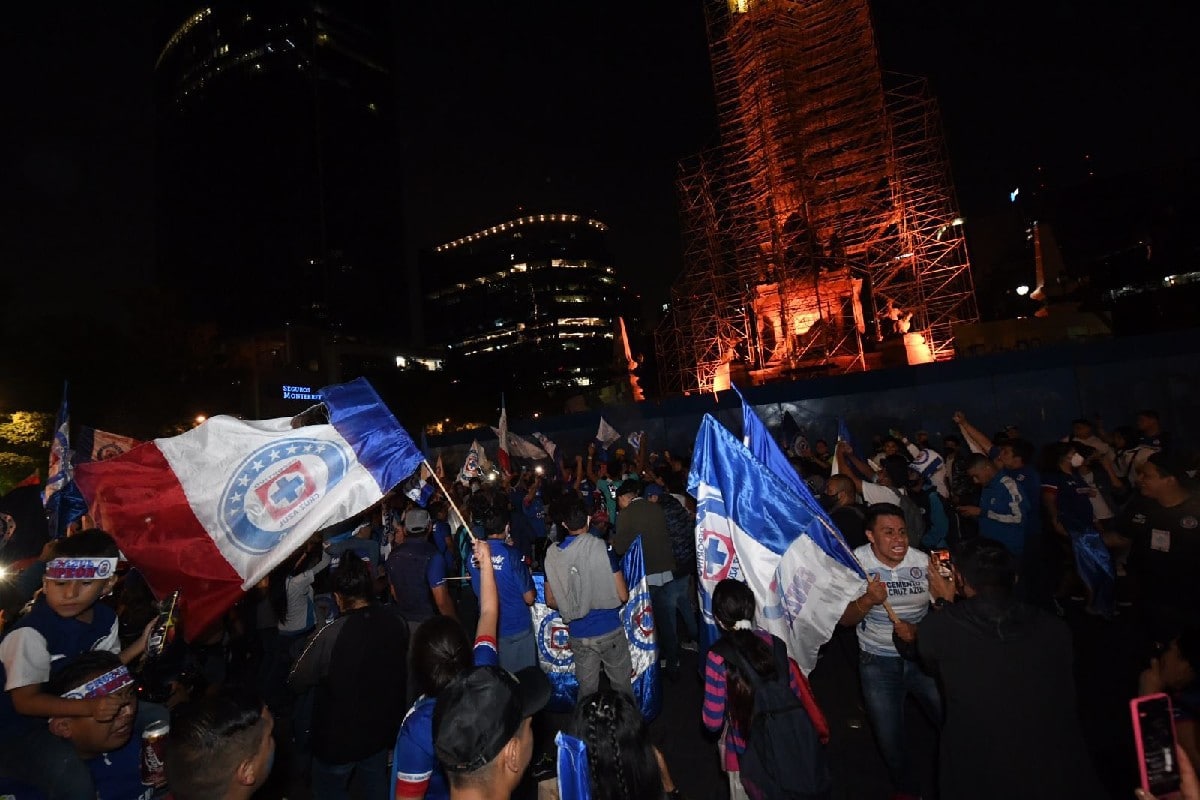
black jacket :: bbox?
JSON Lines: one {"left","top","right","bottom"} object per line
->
{"left": 918, "top": 596, "right": 1104, "bottom": 800}
{"left": 289, "top": 604, "right": 410, "bottom": 763}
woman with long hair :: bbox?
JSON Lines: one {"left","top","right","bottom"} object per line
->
{"left": 566, "top": 690, "right": 669, "bottom": 800}
{"left": 391, "top": 537, "right": 498, "bottom": 799}
{"left": 702, "top": 579, "right": 830, "bottom": 800}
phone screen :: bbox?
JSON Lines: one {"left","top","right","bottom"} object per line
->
{"left": 1134, "top": 694, "right": 1181, "bottom": 795}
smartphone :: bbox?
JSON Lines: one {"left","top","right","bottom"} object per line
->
{"left": 1131, "top": 693, "right": 1182, "bottom": 796}
{"left": 931, "top": 548, "right": 952, "bottom": 578}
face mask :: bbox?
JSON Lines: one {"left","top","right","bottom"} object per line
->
{"left": 818, "top": 493, "right": 839, "bottom": 511}
{"left": 1069, "top": 453, "right": 1085, "bottom": 468}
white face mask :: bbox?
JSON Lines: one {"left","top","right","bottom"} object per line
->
{"left": 1069, "top": 453, "right": 1085, "bottom": 468}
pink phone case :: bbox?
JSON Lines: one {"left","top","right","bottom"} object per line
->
{"left": 1131, "top": 692, "right": 1179, "bottom": 793}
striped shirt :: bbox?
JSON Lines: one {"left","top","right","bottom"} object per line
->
{"left": 702, "top": 631, "right": 829, "bottom": 771}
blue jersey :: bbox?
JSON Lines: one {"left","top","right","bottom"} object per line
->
{"left": 467, "top": 541, "right": 534, "bottom": 637}
{"left": 432, "top": 520, "right": 456, "bottom": 573}
{"left": 1042, "top": 470, "right": 1095, "bottom": 532}
{"left": 89, "top": 733, "right": 154, "bottom": 800}
{"left": 523, "top": 494, "right": 548, "bottom": 540}
{"left": 0, "top": 597, "right": 120, "bottom": 740}
{"left": 391, "top": 638, "right": 498, "bottom": 800}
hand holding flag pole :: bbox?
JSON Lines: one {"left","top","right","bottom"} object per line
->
{"left": 421, "top": 459, "right": 476, "bottom": 542}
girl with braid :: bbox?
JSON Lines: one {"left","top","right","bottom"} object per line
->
{"left": 566, "top": 690, "right": 684, "bottom": 800}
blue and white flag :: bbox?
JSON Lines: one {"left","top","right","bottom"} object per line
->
{"left": 689, "top": 414, "right": 866, "bottom": 674}
{"left": 627, "top": 431, "right": 644, "bottom": 454}
{"left": 44, "top": 384, "right": 87, "bottom": 539}
{"left": 596, "top": 417, "right": 621, "bottom": 449}
{"left": 532, "top": 536, "right": 661, "bottom": 720}
{"left": 403, "top": 463, "right": 435, "bottom": 507}
{"left": 532, "top": 432, "right": 557, "bottom": 462}
{"left": 458, "top": 440, "right": 488, "bottom": 485}
{"left": 836, "top": 417, "right": 853, "bottom": 447}
{"left": 556, "top": 731, "right": 591, "bottom": 800}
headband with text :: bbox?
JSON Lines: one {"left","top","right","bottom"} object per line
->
{"left": 45, "top": 558, "right": 118, "bottom": 581}
{"left": 61, "top": 665, "right": 134, "bottom": 700}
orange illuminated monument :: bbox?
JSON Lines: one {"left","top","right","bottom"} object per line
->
{"left": 656, "top": 0, "right": 978, "bottom": 394}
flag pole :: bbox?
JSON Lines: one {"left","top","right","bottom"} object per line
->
{"left": 422, "top": 459, "right": 476, "bottom": 542}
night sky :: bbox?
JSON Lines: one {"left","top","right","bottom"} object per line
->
{"left": 1, "top": 0, "right": 1196, "bottom": 400}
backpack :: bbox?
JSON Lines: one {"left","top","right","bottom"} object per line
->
{"left": 713, "top": 636, "right": 832, "bottom": 800}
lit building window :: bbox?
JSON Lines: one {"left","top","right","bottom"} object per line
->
{"left": 556, "top": 317, "right": 607, "bottom": 327}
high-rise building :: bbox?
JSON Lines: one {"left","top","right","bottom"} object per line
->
{"left": 422, "top": 213, "right": 629, "bottom": 412}
{"left": 154, "top": 1, "right": 401, "bottom": 334}
{"left": 656, "top": 0, "right": 979, "bottom": 394}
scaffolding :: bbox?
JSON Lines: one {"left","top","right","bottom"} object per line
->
{"left": 656, "top": 0, "right": 979, "bottom": 395}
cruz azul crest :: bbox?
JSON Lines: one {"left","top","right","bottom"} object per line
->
{"left": 218, "top": 437, "right": 351, "bottom": 554}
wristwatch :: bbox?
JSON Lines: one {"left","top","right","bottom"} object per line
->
{"left": 931, "top": 597, "right": 949, "bottom": 610}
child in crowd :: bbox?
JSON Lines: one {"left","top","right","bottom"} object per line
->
{"left": 0, "top": 530, "right": 160, "bottom": 798}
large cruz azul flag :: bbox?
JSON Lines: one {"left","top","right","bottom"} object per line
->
{"left": 532, "top": 536, "right": 661, "bottom": 721}
{"left": 75, "top": 377, "right": 423, "bottom": 636}
{"left": 689, "top": 413, "right": 866, "bottom": 674}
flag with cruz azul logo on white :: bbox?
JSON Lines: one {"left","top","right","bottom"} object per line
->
{"left": 76, "top": 377, "right": 424, "bottom": 637}
{"left": 689, "top": 413, "right": 866, "bottom": 674}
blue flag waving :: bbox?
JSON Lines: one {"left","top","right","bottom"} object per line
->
{"left": 689, "top": 414, "right": 866, "bottom": 674}
{"left": 43, "top": 384, "right": 88, "bottom": 539}
{"left": 556, "top": 731, "right": 592, "bottom": 800}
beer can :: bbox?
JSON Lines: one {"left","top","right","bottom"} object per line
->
{"left": 141, "top": 719, "right": 170, "bottom": 785}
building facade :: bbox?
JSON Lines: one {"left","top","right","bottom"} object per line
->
{"left": 422, "top": 214, "right": 627, "bottom": 412}
{"left": 154, "top": 1, "right": 402, "bottom": 334}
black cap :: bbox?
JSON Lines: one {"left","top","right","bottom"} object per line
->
{"left": 616, "top": 478, "right": 642, "bottom": 498}
{"left": 433, "top": 665, "right": 551, "bottom": 773}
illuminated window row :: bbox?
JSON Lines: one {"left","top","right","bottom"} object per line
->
{"left": 156, "top": 7, "right": 213, "bottom": 69}
{"left": 433, "top": 214, "right": 609, "bottom": 252}
{"left": 426, "top": 261, "right": 612, "bottom": 299}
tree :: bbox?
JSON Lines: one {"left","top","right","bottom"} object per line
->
{"left": 0, "top": 411, "right": 53, "bottom": 495}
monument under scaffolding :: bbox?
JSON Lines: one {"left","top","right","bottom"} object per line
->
{"left": 655, "top": 0, "right": 979, "bottom": 395}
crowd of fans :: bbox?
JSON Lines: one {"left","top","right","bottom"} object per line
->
{"left": 0, "top": 406, "right": 1196, "bottom": 800}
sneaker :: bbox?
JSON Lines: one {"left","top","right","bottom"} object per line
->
{"left": 680, "top": 639, "right": 699, "bottom": 652}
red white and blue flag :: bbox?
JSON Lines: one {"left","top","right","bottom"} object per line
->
{"left": 75, "top": 377, "right": 423, "bottom": 637}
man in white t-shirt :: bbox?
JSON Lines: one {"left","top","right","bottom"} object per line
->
{"left": 839, "top": 503, "right": 942, "bottom": 800}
